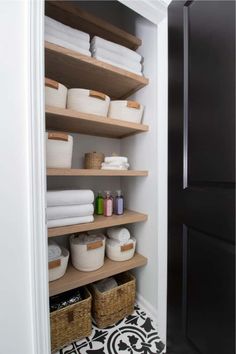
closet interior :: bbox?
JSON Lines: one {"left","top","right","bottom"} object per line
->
{"left": 45, "top": 1, "right": 162, "bottom": 351}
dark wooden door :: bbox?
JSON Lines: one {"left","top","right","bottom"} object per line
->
{"left": 167, "top": 1, "right": 235, "bottom": 353}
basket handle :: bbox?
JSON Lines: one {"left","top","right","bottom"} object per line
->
{"left": 48, "top": 132, "right": 69, "bottom": 142}
{"left": 87, "top": 240, "right": 103, "bottom": 250}
{"left": 127, "top": 101, "right": 141, "bottom": 109}
{"left": 121, "top": 243, "right": 134, "bottom": 252}
{"left": 67, "top": 311, "right": 74, "bottom": 323}
{"left": 89, "top": 90, "right": 106, "bottom": 101}
{"left": 45, "top": 77, "right": 59, "bottom": 90}
{"left": 48, "top": 259, "right": 61, "bottom": 269}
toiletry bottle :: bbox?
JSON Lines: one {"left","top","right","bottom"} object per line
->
{"left": 115, "top": 190, "right": 124, "bottom": 215}
{"left": 104, "top": 191, "right": 113, "bottom": 217}
{"left": 95, "top": 191, "right": 104, "bottom": 215}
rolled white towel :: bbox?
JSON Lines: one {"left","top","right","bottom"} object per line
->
{"left": 91, "top": 36, "right": 142, "bottom": 63}
{"left": 47, "top": 215, "right": 94, "bottom": 228}
{"left": 45, "top": 33, "right": 91, "bottom": 57}
{"left": 105, "top": 156, "right": 128, "bottom": 164}
{"left": 107, "top": 227, "right": 130, "bottom": 244}
{"left": 106, "top": 237, "right": 135, "bottom": 247}
{"left": 47, "top": 204, "right": 94, "bottom": 220}
{"left": 48, "top": 240, "right": 61, "bottom": 261}
{"left": 46, "top": 26, "right": 90, "bottom": 50}
{"left": 47, "top": 190, "right": 94, "bottom": 207}
{"left": 71, "top": 233, "right": 105, "bottom": 245}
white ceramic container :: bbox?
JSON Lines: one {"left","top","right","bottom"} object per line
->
{"left": 46, "top": 132, "right": 73, "bottom": 168}
{"left": 67, "top": 89, "right": 110, "bottom": 116}
{"left": 106, "top": 238, "right": 136, "bottom": 262}
{"left": 45, "top": 78, "right": 67, "bottom": 108}
{"left": 108, "top": 100, "right": 144, "bottom": 124}
{"left": 70, "top": 233, "right": 106, "bottom": 272}
{"left": 48, "top": 247, "right": 69, "bottom": 282}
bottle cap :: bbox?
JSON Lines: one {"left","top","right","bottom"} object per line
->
{"left": 116, "top": 190, "right": 122, "bottom": 197}
{"left": 104, "top": 190, "right": 111, "bottom": 197}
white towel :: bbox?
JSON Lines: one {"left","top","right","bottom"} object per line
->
{"left": 47, "top": 190, "right": 94, "bottom": 207}
{"left": 105, "top": 156, "right": 128, "bottom": 164}
{"left": 45, "top": 33, "right": 91, "bottom": 57}
{"left": 45, "top": 16, "right": 90, "bottom": 42}
{"left": 101, "top": 162, "right": 129, "bottom": 168}
{"left": 47, "top": 215, "right": 94, "bottom": 228}
{"left": 93, "top": 54, "right": 142, "bottom": 76}
{"left": 47, "top": 204, "right": 94, "bottom": 220}
{"left": 101, "top": 163, "right": 129, "bottom": 171}
{"left": 48, "top": 240, "right": 62, "bottom": 261}
{"left": 106, "top": 237, "right": 135, "bottom": 247}
{"left": 107, "top": 227, "right": 130, "bottom": 244}
{"left": 71, "top": 233, "right": 105, "bottom": 245}
{"left": 46, "top": 26, "right": 90, "bottom": 50}
{"left": 91, "top": 36, "right": 142, "bottom": 63}
{"left": 91, "top": 47, "right": 142, "bottom": 73}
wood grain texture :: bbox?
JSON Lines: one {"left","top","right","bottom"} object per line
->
{"left": 47, "top": 168, "right": 148, "bottom": 177}
{"left": 46, "top": 106, "right": 149, "bottom": 138}
{"left": 45, "top": 1, "right": 141, "bottom": 50}
{"left": 49, "top": 253, "right": 147, "bottom": 296}
{"left": 45, "top": 42, "right": 148, "bottom": 100}
{"left": 48, "top": 210, "right": 148, "bottom": 237}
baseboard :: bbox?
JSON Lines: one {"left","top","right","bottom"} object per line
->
{"left": 136, "top": 292, "right": 158, "bottom": 326}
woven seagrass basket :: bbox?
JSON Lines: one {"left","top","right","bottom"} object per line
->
{"left": 84, "top": 152, "right": 104, "bottom": 169}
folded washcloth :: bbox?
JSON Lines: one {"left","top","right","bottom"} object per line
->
{"left": 107, "top": 227, "right": 130, "bottom": 244}
{"left": 101, "top": 162, "right": 129, "bottom": 167}
{"left": 46, "top": 26, "right": 90, "bottom": 50}
{"left": 47, "top": 190, "right": 94, "bottom": 207}
{"left": 45, "top": 33, "right": 91, "bottom": 57}
{"left": 101, "top": 163, "right": 129, "bottom": 170}
{"left": 91, "top": 36, "right": 142, "bottom": 63}
{"left": 105, "top": 156, "right": 128, "bottom": 164}
{"left": 91, "top": 47, "right": 142, "bottom": 73}
{"left": 47, "top": 215, "right": 94, "bottom": 228}
{"left": 45, "top": 16, "right": 90, "bottom": 42}
{"left": 47, "top": 204, "right": 94, "bottom": 220}
{"left": 92, "top": 54, "right": 142, "bottom": 76}
{"left": 48, "top": 240, "right": 62, "bottom": 261}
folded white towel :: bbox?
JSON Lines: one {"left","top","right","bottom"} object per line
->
{"left": 46, "top": 26, "right": 90, "bottom": 50}
{"left": 47, "top": 215, "right": 94, "bottom": 228}
{"left": 105, "top": 156, "right": 128, "bottom": 164}
{"left": 93, "top": 54, "right": 142, "bottom": 76}
{"left": 101, "top": 163, "right": 129, "bottom": 170}
{"left": 48, "top": 240, "right": 62, "bottom": 261}
{"left": 47, "top": 204, "right": 94, "bottom": 220}
{"left": 91, "top": 36, "right": 142, "bottom": 63}
{"left": 91, "top": 47, "right": 142, "bottom": 73}
{"left": 101, "top": 162, "right": 129, "bottom": 167}
{"left": 45, "top": 16, "right": 90, "bottom": 42}
{"left": 107, "top": 227, "right": 130, "bottom": 244}
{"left": 45, "top": 33, "right": 91, "bottom": 57}
{"left": 47, "top": 190, "right": 94, "bottom": 207}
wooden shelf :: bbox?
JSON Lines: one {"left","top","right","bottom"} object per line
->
{"left": 49, "top": 253, "right": 147, "bottom": 296}
{"left": 45, "top": 1, "right": 141, "bottom": 50}
{"left": 46, "top": 106, "right": 148, "bottom": 138}
{"left": 45, "top": 42, "right": 149, "bottom": 100}
{"left": 48, "top": 209, "right": 148, "bottom": 237}
{"left": 47, "top": 168, "right": 148, "bottom": 177}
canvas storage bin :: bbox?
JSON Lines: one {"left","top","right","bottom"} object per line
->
{"left": 106, "top": 238, "right": 136, "bottom": 262}
{"left": 108, "top": 100, "right": 144, "bottom": 124}
{"left": 50, "top": 287, "right": 92, "bottom": 353}
{"left": 45, "top": 78, "right": 67, "bottom": 108}
{"left": 49, "top": 247, "right": 69, "bottom": 282}
{"left": 89, "top": 272, "right": 136, "bottom": 328}
{"left": 67, "top": 89, "right": 110, "bottom": 116}
{"left": 46, "top": 131, "right": 73, "bottom": 168}
{"left": 70, "top": 234, "right": 105, "bottom": 272}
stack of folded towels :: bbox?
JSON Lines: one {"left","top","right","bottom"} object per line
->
{"left": 47, "top": 190, "right": 94, "bottom": 228}
{"left": 106, "top": 227, "right": 134, "bottom": 247}
{"left": 45, "top": 16, "right": 91, "bottom": 57}
{"left": 101, "top": 156, "right": 129, "bottom": 170}
{"left": 90, "top": 36, "right": 143, "bottom": 76}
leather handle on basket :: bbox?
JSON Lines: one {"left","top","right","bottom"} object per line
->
{"left": 48, "top": 259, "right": 61, "bottom": 269}
{"left": 48, "top": 132, "right": 69, "bottom": 142}
{"left": 87, "top": 240, "right": 103, "bottom": 250}
{"left": 89, "top": 90, "right": 106, "bottom": 101}
{"left": 127, "top": 101, "right": 141, "bottom": 109}
{"left": 45, "top": 78, "right": 59, "bottom": 89}
{"left": 67, "top": 311, "right": 74, "bottom": 323}
{"left": 121, "top": 243, "right": 134, "bottom": 252}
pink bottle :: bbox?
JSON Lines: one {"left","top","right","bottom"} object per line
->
{"left": 104, "top": 191, "right": 113, "bottom": 217}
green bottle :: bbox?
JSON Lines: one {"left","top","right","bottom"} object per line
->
{"left": 95, "top": 191, "right": 104, "bottom": 215}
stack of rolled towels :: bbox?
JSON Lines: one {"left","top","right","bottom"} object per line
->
{"left": 45, "top": 16, "right": 91, "bottom": 57}
{"left": 106, "top": 227, "right": 135, "bottom": 248}
{"left": 47, "top": 190, "right": 94, "bottom": 228}
{"left": 101, "top": 156, "right": 129, "bottom": 170}
{"left": 91, "top": 36, "right": 143, "bottom": 76}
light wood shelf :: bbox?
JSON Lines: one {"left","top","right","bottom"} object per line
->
{"left": 47, "top": 168, "right": 148, "bottom": 177}
{"left": 48, "top": 209, "right": 148, "bottom": 237}
{"left": 45, "top": 1, "right": 141, "bottom": 50}
{"left": 45, "top": 42, "right": 149, "bottom": 100}
{"left": 49, "top": 253, "right": 147, "bottom": 296}
{"left": 46, "top": 106, "right": 149, "bottom": 138}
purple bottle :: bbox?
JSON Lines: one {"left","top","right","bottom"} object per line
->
{"left": 115, "top": 190, "right": 124, "bottom": 215}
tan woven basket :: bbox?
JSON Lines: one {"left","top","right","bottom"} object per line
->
{"left": 89, "top": 272, "right": 136, "bottom": 328}
{"left": 50, "top": 287, "right": 92, "bottom": 353}
{"left": 84, "top": 152, "right": 104, "bottom": 169}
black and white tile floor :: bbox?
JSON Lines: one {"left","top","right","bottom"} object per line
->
{"left": 55, "top": 305, "right": 165, "bottom": 354}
